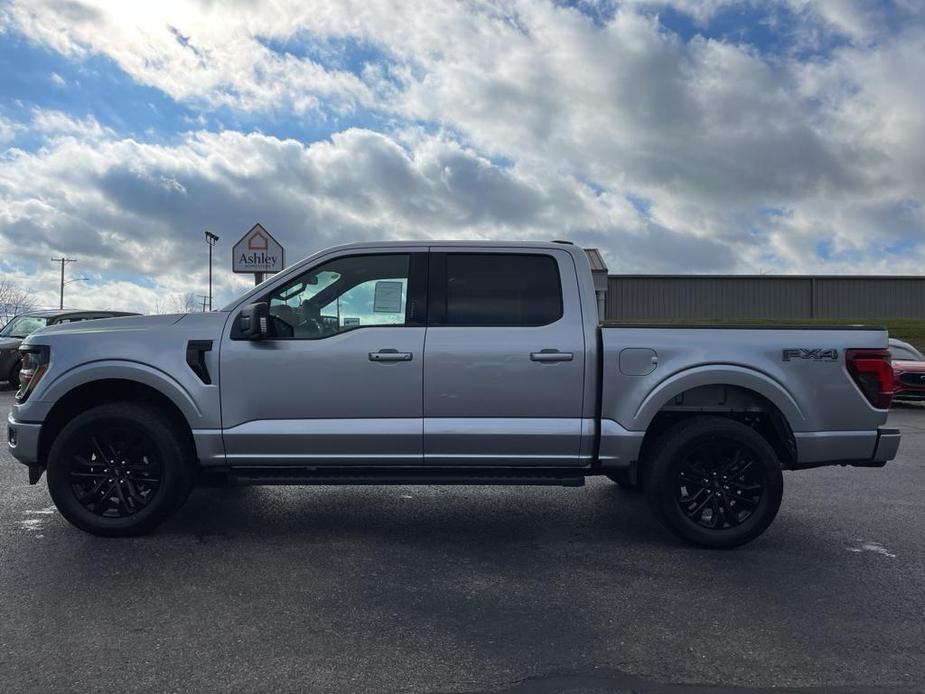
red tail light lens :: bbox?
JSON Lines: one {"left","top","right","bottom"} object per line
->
{"left": 845, "top": 348, "right": 894, "bottom": 409}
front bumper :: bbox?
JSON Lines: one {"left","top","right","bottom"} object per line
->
{"left": 7, "top": 412, "right": 41, "bottom": 466}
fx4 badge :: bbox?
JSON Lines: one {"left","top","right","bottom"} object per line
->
{"left": 782, "top": 348, "right": 839, "bottom": 362}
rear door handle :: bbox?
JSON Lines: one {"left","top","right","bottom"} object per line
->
{"left": 530, "top": 349, "right": 574, "bottom": 363}
{"left": 369, "top": 349, "right": 413, "bottom": 362}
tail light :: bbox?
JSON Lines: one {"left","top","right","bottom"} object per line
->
{"left": 16, "top": 345, "right": 50, "bottom": 404}
{"left": 845, "top": 348, "right": 894, "bottom": 409}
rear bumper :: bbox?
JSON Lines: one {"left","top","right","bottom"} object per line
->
{"left": 791, "top": 426, "right": 900, "bottom": 470}
{"left": 7, "top": 412, "right": 41, "bottom": 466}
{"left": 872, "top": 427, "right": 901, "bottom": 463}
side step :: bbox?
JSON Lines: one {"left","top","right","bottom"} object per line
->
{"left": 227, "top": 466, "right": 586, "bottom": 487}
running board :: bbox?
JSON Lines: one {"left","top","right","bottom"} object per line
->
{"left": 226, "top": 466, "right": 586, "bottom": 487}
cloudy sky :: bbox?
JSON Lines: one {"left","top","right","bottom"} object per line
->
{"left": 0, "top": 0, "right": 923, "bottom": 313}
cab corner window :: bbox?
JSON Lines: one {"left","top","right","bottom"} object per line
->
{"left": 268, "top": 254, "right": 411, "bottom": 339}
{"left": 442, "top": 253, "right": 563, "bottom": 327}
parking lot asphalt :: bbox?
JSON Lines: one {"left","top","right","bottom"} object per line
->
{"left": 1, "top": 386, "right": 923, "bottom": 693}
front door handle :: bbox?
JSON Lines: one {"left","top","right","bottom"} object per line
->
{"left": 369, "top": 349, "right": 413, "bottom": 362}
{"left": 530, "top": 349, "right": 574, "bottom": 363}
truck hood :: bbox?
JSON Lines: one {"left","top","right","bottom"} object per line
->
{"left": 24, "top": 312, "right": 229, "bottom": 345}
{"left": 0, "top": 337, "right": 22, "bottom": 351}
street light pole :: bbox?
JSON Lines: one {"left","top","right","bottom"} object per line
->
{"left": 204, "top": 232, "right": 219, "bottom": 311}
{"left": 51, "top": 257, "right": 77, "bottom": 309}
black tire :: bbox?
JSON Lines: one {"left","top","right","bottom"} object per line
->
{"left": 643, "top": 416, "right": 783, "bottom": 549}
{"left": 8, "top": 358, "right": 21, "bottom": 389}
{"left": 605, "top": 470, "right": 638, "bottom": 490}
{"left": 47, "top": 402, "right": 194, "bottom": 537}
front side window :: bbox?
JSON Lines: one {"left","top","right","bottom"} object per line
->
{"left": 440, "top": 253, "right": 563, "bottom": 327}
{"left": 268, "top": 254, "right": 411, "bottom": 338}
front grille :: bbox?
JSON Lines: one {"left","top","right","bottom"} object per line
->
{"left": 899, "top": 372, "right": 925, "bottom": 387}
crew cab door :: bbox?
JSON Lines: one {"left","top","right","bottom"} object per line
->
{"left": 220, "top": 250, "right": 428, "bottom": 465}
{"left": 423, "top": 248, "right": 587, "bottom": 466}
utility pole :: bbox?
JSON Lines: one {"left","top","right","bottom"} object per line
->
{"left": 204, "top": 231, "right": 219, "bottom": 311}
{"left": 51, "top": 257, "right": 77, "bottom": 309}
{"left": 198, "top": 295, "right": 209, "bottom": 312}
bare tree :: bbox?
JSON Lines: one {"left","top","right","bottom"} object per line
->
{"left": 0, "top": 280, "right": 37, "bottom": 326}
{"left": 152, "top": 292, "right": 201, "bottom": 314}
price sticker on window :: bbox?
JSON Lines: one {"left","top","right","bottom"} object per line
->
{"left": 373, "top": 281, "right": 403, "bottom": 313}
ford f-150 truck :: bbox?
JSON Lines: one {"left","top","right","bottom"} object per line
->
{"left": 7, "top": 241, "right": 901, "bottom": 547}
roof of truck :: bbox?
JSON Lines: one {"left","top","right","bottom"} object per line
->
{"left": 318, "top": 239, "right": 579, "bottom": 251}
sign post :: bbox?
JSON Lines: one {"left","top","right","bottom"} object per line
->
{"left": 232, "top": 223, "right": 285, "bottom": 285}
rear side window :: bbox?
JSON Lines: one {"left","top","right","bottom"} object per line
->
{"left": 438, "top": 253, "right": 563, "bottom": 327}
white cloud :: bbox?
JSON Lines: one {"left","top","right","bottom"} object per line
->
{"left": 0, "top": 0, "right": 922, "bottom": 306}
{"left": 0, "top": 0, "right": 375, "bottom": 114}
{"left": 0, "top": 114, "right": 23, "bottom": 144}
{"left": 30, "top": 108, "right": 113, "bottom": 140}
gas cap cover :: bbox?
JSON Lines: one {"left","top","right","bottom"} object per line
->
{"left": 619, "top": 348, "right": 658, "bottom": 376}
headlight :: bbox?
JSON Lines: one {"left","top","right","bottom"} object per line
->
{"left": 16, "top": 345, "right": 50, "bottom": 404}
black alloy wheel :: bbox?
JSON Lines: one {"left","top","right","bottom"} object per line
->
{"left": 675, "top": 440, "right": 763, "bottom": 530}
{"left": 643, "top": 416, "right": 783, "bottom": 549}
{"left": 67, "top": 424, "right": 163, "bottom": 518}
{"left": 47, "top": 402, "right": 194, "bottom": 536}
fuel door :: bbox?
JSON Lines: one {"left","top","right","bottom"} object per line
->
{"left": 619, "top": 348, "right": 658, "bottom": 376}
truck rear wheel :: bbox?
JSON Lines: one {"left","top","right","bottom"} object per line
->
{"left": 643, "top": 416, "right": 783, "bottom": 549}
{"left": 46, "top": 402, "right": 194, "bottom": 537}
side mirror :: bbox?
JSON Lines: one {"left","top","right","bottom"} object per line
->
{"left": 237, "top": 302, "right": 270, "bottom": 340}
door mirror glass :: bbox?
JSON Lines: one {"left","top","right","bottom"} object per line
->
{"left": 237, "top": 302, "right": 270, "bottom": 340}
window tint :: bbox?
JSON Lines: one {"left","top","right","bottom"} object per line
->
{"left": 268, "top": 254, "right": 410, "bottom": 339}
{"left": 443, "top": 254, "right": 562, "bottom": 327}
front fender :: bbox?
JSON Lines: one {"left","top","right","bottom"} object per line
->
{"left": 632, "top": 364, "right": 807, "bottom": 431}
{"left": 29, "top": 360, "right": 204, "bottom": 426}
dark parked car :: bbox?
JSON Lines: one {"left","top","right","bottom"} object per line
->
{"left": 0, "top": 310, "right": 139, "bottom": 387}
{"left": 889, "top": 337, "right": 925, "bottom": 402}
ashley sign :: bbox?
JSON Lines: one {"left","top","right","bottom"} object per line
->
{"left": 232, "top": 223, "right": 285, "bottom": 274}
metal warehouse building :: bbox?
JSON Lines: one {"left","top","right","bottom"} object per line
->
{"left": 603, "top": 274, "right": 925, "bottom": 321}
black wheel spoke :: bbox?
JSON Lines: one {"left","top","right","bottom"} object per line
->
{"left": 90, "top": 436, "right": 110, "bottom": 463}
{"left": 684, "top": 490, "right": 714, "bottom": 518}
{"left": 113, "top": 482, "right": 132, "bottom": 514}
{"left": 75, "top": 477, "right": 110, "bottom": 501}
{"left": 678, "top": 471, "right": 705, "bottom": 487}
{"left": 720, "top": 448, "right": 742, "bottom": 474}
{"left": 123, "top": 479, "right": 146, "bottom": 504}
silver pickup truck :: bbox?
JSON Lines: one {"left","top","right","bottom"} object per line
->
{"left": 7, "top": 241, "right": 900, "bottom": 547}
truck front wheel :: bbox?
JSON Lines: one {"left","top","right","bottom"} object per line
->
{"left": 643, "top": 416, "right": 783, "bottom": 549}
{"left": 46, "top": 402, "right": 194, "bottom": 537}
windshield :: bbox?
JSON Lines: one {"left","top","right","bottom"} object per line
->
{"left": 0, "top": 315, "right": 49, "bottom": 338}
{"left": 891, "top": 345, "right": 924, "bottom": 361}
